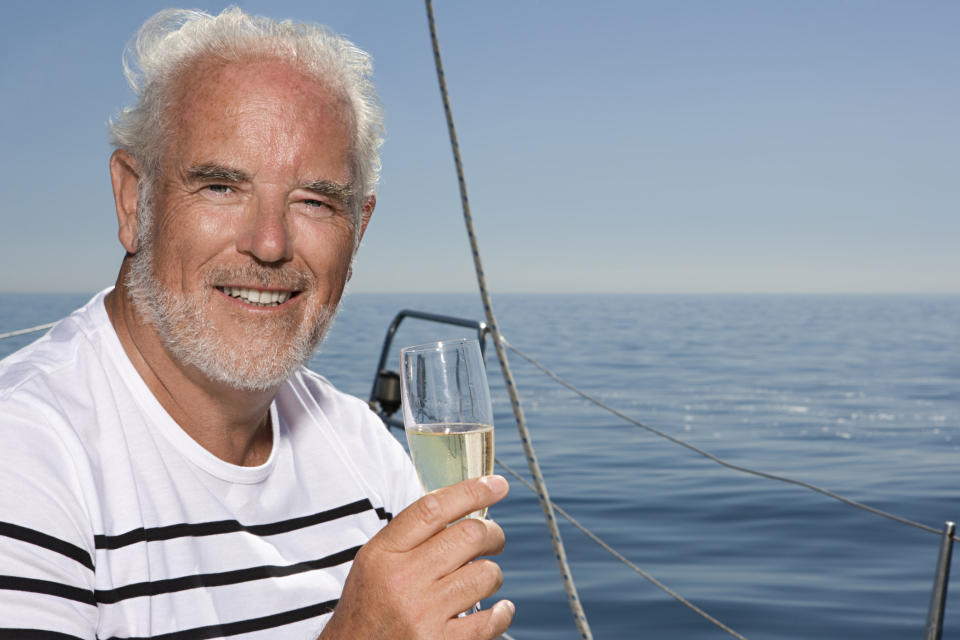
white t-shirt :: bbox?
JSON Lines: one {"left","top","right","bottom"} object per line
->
{"left": 0, "top": 290, "right": 422, "bottom": 639}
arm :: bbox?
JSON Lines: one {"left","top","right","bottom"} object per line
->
{"left": 320, "top": 475, "right": 515, "bottom": 640}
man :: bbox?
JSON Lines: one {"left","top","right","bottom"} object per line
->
{"left": 0, "top": 8, "right": 513, "bottom": 639}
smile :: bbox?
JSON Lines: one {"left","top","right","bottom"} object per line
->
{"left": 216, "top": 286, "right": 294, "bottom": 307}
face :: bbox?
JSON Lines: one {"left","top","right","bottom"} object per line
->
{"left": 126, "top": 59, "right": 367, "bottom": 391}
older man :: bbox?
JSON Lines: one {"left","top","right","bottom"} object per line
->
{"left": 0, "top": 8, "right": 513, "bottom": 640}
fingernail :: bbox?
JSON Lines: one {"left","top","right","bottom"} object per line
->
{"left": 497, "top": 599, "right": 516, "bottom": 616}
{"left": 480, "top": 475, "right": 508, "bottom": 495}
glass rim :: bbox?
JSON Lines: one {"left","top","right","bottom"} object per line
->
{"left": 399, "top": 337, "right": 479, "bottom": 355}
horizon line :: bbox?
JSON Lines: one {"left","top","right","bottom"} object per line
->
{"left": 1, "top": 289, "right": 958, "bottom": 296}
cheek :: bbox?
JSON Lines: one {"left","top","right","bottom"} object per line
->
{"left": 165, "top": 205, "right": 237, "bottom": 254}
{"left": 297, "top": 214, "right": 353, "bottom": 250}
{"left": 196, "top": 212, "right": 232, "bottom": 237}
{"left": 149, "top": 207, "right": 236, "bottom": 284}
{"left": 316, "top": 244, "right": 354, "bottom": 277}
{"left": 301, "top": 226, "right": 356, "bottom": 279}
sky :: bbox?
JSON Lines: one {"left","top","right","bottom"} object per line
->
{"left": 1, "top": 1, "right": 957, "bottom": 294}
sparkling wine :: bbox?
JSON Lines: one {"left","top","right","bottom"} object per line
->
{"left": 406, "top": 423, "right": 494, "bottom": 518}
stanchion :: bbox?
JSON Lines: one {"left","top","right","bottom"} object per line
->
{"left": 924, "top": 521, "right": 955, "bottom": 640}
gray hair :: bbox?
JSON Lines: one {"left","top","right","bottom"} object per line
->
{"left": 108, "top": 7, "right": 383, "bottom": 243}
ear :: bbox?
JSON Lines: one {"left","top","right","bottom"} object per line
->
{"left": 109, "top": 150, "right": 142, "bottom": 254}
{"left": 357, "top": 194, "right": 375, "bottom": 241}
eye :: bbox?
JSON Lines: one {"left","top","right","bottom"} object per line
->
{"left": 206, "top": 184, "right": 233, "bottom": 195}
{"left": 295, "top": 198, "right": 336, "bottom": 219}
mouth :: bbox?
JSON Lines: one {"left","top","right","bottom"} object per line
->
{"left": 215, "top": 286, "right": 297, "bottom": 307}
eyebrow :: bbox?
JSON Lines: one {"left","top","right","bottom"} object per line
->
{"left": 302, "top": 180, "right": 354, "bottom": 205}
{"left": 186, "top": 164, "right": 250, "bottom": 183}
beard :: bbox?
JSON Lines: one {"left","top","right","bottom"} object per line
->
{"left": 126, "top": 230, "right": 338, "bottom": 392}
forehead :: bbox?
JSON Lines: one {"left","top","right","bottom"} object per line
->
{"left": 167, "top": 57, "right": 353, "bottom": 176}
{"left": 180, "top": 56, "right": 347, "bottom": 110}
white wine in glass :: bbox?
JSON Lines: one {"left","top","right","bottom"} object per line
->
{"left": 399, "top": 338, "right": 494, "bottom": 519}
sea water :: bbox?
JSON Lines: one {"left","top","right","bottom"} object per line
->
{"left": 2, "top": 292, "right": 958, "bottom": 639}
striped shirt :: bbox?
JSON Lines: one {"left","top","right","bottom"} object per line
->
{"left": 0, "top": 290, "right": 422, "bottom": 639}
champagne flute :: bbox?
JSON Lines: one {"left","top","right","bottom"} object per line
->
{"left": 399, "top": 338, "right": 494, "bottom": 519}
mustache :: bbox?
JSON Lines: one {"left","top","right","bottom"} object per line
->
{"left": 204, "top": 263, "right": 314, "bottom": 291}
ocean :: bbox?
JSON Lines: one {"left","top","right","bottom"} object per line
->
{"left": 2, "top": 292, "right": 958, "bottom": 639}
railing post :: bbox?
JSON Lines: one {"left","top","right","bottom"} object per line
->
{"left": 924, "top": 521, "right": 955, "bottom": 640}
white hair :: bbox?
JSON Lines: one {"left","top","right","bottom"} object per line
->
{"left": 108, "top": 7, "right": 383, "bottom": 242}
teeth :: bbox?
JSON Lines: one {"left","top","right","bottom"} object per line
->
{"left": 217, "top": 286, "right": 292, "bottom": 307}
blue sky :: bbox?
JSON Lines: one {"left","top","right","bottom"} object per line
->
{"left": 1, "top": 1, "right": 957, "bottom": 294}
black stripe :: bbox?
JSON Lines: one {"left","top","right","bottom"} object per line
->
{"left": 0, "top": 521, "right": 94, "bottom": 571}
{"left": 0, "top": 630, "right": 86, "bottom": 640}
{"left": 375, "top": 507, "right": 393, "bottom": 522}
{"left": 95, "top": 545, "right": 361, "bottom": 604}
{"left": 102, "top": 599, "right": 339, "bottom": 640}
{"left": 0, "top": 575, "right": 96, "bottom": 606}
{"left": 95, "top": 499, "right": 387, "bottom": 550}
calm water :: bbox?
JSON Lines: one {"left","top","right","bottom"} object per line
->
{"left": 2, "top": 292, "right": 958, "bottom": 639}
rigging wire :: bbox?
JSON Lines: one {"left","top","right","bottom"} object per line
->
{"left": 423, "top": 1, "right": 593, "bottom": 637}
{"left": 501, "top": 336, "right": 955, "bottom": 542}
{"left": 0, "top": 322, "right": 56, "bottom": 341}
{"left": 495, "top": 456, "right": 749, "bottom": 640}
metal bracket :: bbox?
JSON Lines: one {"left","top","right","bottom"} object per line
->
{"left": 925, "top": 521, "right": 955, "bottom": 640}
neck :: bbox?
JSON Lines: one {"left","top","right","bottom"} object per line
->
{"left": 106, "top": 262, "right": 277, "bottom": 467}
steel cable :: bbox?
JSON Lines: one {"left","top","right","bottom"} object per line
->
{"left": 501, "top": 336, "right": 955, "bottom": 542}
{"left": 0, "top": 322, "right": 56, "bottom": 340}
{"left": 495, "top": 456, "right": 749, "bottom": 640}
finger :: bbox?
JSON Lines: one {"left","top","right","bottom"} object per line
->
{"left": 416, "top": 516, "right": 505, "bottom": 578}
{"left": 447, "top": 599, "right": 515, "bottom": 640}
{"left": 376, "top": 475, "right": 509, "bottom": 552}
{"left": 439, "top": 558, "right": 504, "bottom": 615}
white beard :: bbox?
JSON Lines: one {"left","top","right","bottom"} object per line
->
{"left": 126, "top": 233, "right": 337, "bottom": 392}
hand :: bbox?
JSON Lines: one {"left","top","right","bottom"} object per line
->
{"left": 320, "top": 475, "right": 514, "bottom": 640}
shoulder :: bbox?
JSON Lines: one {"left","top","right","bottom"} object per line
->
{"left": 280, "top": 367, "right": 422, "bottom": 512}
{"left": 0, "top": 290, "right": 116, "bottom": 545}
{"left": 0, "top": 292, "right": 125, "bottom": 463}
{"left": 0, "top": 294, "right": 109, "bottom": 492}
{"left": 294, "top": 366, "right": 363, "bottom": 406}
{"left": 292, "top": 367, "right": 377, "bottom": 421}
{"left": 0, "top": 290, "right": 114, "bottom": 403}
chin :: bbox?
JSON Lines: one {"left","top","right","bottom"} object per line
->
{"left": 127, "top": 249, "right": 338, "bottom": 391}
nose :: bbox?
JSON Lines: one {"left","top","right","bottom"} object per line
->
{"left": 236, "top": 194, "right": 293, "bottom": 264}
